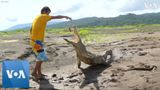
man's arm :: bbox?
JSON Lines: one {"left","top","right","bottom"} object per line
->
{"left": 51, "top": 15, "right": 72, "bottom": 20}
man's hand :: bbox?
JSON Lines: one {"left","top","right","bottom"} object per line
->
{"left": 65, "top": 16, "right": 72, "bottom": 21}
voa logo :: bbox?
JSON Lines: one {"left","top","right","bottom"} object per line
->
{"left": 6, "top": 70, "right": 26, "bottom": 79}
{"left": 2, "top": 60, "right": 29, "bottom": 88}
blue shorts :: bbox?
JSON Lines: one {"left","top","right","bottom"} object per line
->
{"left": 31, "top": 40, "right": 48, "bottom": 61}
{"left": 36, "top": 50, "right": 48, "bottom": 61}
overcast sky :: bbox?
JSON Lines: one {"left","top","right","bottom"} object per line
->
{"left": 0, "top": 0, "right": 160, "bottom": 31}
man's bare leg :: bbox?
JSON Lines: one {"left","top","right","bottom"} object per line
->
{"left": 37, "top": 61, "right": 43, "bottom": 77}
{"left": 32, "top": 61, "right": 43, "bottom": 78}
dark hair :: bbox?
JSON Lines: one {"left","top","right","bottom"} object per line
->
{"left": 41, "top": 6, "right": 51, "bottom": 14}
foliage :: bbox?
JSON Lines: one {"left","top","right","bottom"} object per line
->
{"left": 79, "top": 29, "right": 91, "bottom": 36}
{"left": 2, "top": 24, "right": 160, "bottom": 43}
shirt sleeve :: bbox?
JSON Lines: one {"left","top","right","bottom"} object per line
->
{"left": 44, "top": 15, "right": 52, "bottom": 21}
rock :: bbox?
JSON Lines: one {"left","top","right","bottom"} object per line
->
{"left": 69, "top": 79, "right": 79, "bottom": 83}
{"left": 4, "top": 50, "right": 16, "bottom": 54}
{"left": 52, "top": 74, "right": 57, "bottom": 78}
{"left": 67, "top": 73, "right": 78, "bottom": 78}
{"left": 121, "top": 48, "right": 127, "bottom": 51}
{"left": 128, "top": 44, "right": 138, "bottom": 47}
{"left": 150, "top": 46, "right": 156, "bottom": 49}
{"left": 53, "top": 53, "right": 58, "bottom": 57}
{"left": 111, "top": 73, "right": 118, "bottom": 77}
{"left": 101, "top": 79, "right": 108, "bottom": 85}
{"left": 63, "top": 51, "right": 67, "bottom": 56}
{"left": 108, "top": 77, "right": 118, "bottom": 82}
{"left": 138, "top": 52, "right": 147, "bottom": 56}
{"left": 64, "top": 83, "right": 69, "bottom": 86}
{"left": 138, "top": 48, "right": 143, "bottom": 51}
{"left": 46, "top": 47, "right": 57, "bottom": 54}
{"left": 23, "top": 37, "right": 30, "bottom": 41}
{"left": 55, "top": 47, "right": 60, "bottom": 50}
{"left": 58, "top": 77, "right": 64, "bottom": 80}
{"left": 146, "top": 77, "right": 149, "bottom": 83}
{"left": 46, "top": 36, "right": 50, "bottom": 38}
{"left": 26, "top": 47, "right": 32, "bottom": 51}
{"left": 90, "top": 86, "right": 95, "bottom": 90}
{"left": 148, "top": 32, "right": 154, "bottom": 34}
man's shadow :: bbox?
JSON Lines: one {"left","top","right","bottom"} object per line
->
{"left": 79, "top": 64, "right": 111, "bottom": 90}
{"left": 33, "top": 78, "right": 58, "bottom": 90}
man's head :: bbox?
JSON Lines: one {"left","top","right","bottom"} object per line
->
{"left": 41, "top": 6, "right": 51, "bottom": 14}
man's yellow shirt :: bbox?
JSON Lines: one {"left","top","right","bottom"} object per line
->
{"left": 30, "top": 14, "right": 52, "bottom": 42}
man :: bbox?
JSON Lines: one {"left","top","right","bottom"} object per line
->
{"left": 30, "top": 6, "right": 72, "bottom": 79}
